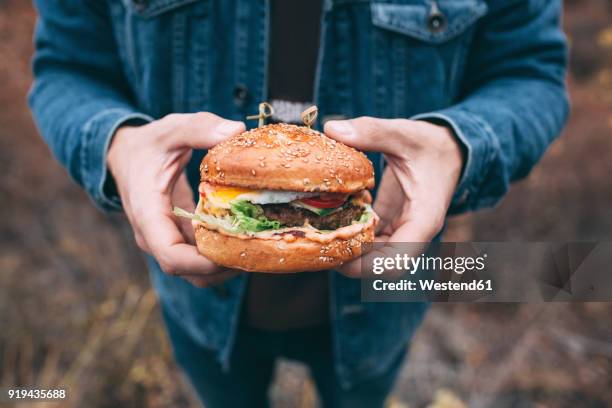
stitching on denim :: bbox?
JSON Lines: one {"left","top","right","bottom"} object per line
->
{"left": 136, "top": 0, "right": 199, "bottom": 19}
{"left": 123, "top": 6, "right": 141, "bottom": 93}
{"left": 172, "top": 11, "right": 187, "bottom": 111}
{"left": 447, "top": 25, "right": 474, "bottom": 103}
{"left": 81, "top": 108, "right": 124, "bottom": 204}
{"left": 190, "top": 0, "right": 211, "bottom": 111}
{"left": 391, "top": 32, "right": 407, "bottom": 117}
{"left": 371, "top": 2, "right": 487, "bottom": 44}
{"left": 257, "top": 0, "right": 269, "bottom": 102}
{"left": 234, "top": 0, "right": 250, "bottom": 109}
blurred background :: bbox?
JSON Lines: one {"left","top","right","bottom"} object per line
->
{"left": 1, "top": 1, "right": 611, "bottom": 407}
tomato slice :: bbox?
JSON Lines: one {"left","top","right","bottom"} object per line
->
{"left": 301, "top": 194, "right": 348, "bottom": 209}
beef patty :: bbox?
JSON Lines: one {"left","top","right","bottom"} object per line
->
{"left": 262, "top": 202, "right": 364, "bottom": 230}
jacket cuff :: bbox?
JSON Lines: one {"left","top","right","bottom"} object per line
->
{"left": 411, "top": 109, "right": 499, "bottom": 214}
{"left": 81, "top": 108, "right": 153, "bottom": 211}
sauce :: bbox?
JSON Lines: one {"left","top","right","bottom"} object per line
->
{"left": 193, "top": 209, "right": 377, "bottom": 244}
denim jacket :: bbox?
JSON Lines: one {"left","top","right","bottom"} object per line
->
{"left": 29, "top": 0, "right": 568, "bottom": 388}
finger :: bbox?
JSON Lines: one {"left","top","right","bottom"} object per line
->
{"left": 324, "top": 117, "right": 413, "bottom": 154}
{"left": 336, "top": 235, "right": 389, "bottom": 278}
{"left": 161, "top": 112, "right": 245, "bottom": 150}
{"left": 139, "top": 200, "right": 220, "bottom": 276}
{"left": 134, "top": 231, "right": 150, "bottom": 253}
{"left": 387, "top": 205, "right": 443, "bottom": 244}
{"left": 368, "top": 207, "right": 440, "bottom": 278}
{"left": 338, "top": 205, "right": 441, "bottom": 279}
{"left": 372, "top": 168, "right": 403, "bottom": 234}
{"left": 121, "top": 201, "right": 152, "bottom": 253}
{"left": 172, "top": 173, "right": 197, "bottom": 245}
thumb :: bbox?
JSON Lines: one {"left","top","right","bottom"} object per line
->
{"left": 172, "top": 173, "right": 197, "bottom": 245}
{"left": 324, "top": 117, "right": 406, "bottom": 154}
{"left": 164, "top": 112, "right": 246, "bottom": 150}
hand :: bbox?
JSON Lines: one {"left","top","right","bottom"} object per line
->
{"left": 107, "top": 112, "right": 246, "bottom": 287}
{"left": 324, "top": 117, "right": 464, "bottom": 278}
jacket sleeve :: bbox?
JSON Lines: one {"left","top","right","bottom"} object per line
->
{"left": 28, "top": 0, "right": 152, "bottom": 211}
{"left": 412, "top": 0, "right": 570, "bottom": 214}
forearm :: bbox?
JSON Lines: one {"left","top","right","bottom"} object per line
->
{"left": 29, "top": 68, "right": 152, "bottom": 210}
{"left": 414, "top": 0, "right": 569, "bottom": 214}
{"left": 29, "top": 0, "right": 152, "bottom": 211}
{"left": 414, "top": 77, "right": 568, "bottom": 213}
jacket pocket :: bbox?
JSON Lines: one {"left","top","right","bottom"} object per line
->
{"left": 113, "top": 0, "right": 210, "bottom": 116}
{"left": 371, "top": 0, "right": 488, "bottom": 44}
{"left": 367, "top": 0, "right": 487, "bottom": 117}
{"left": 127, "top": 0, "right": 201, "bottom": 19}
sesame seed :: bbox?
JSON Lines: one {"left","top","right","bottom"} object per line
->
{"left": 251, "top": 169, "right": 256, "bottom": 176}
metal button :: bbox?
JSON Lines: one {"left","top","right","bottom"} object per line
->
{"left": 427, "top": 2, "right": 447, "bottom": 33}
{"left": 233, "top": 84, "right": 249, "bottom": 106}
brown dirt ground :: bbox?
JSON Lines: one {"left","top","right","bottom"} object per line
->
{"left": 0, "top": 1, "right": 611, "bottom": 407}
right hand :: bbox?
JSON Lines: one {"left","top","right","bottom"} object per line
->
{"left": 107, "top": 112, "right": 245, "bottom": 287}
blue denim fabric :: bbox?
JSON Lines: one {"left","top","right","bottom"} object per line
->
{"left": 29, "top": 0, "right": 569, "bottom": 388}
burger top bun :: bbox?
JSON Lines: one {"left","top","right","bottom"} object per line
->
{"left": 200, "top": 123, "right": 374, "bottom": 193}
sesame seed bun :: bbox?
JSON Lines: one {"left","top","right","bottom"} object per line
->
{"left": 194, "top": 216, "right": 376, "bottom": 273}
{"left": 200, "top": 124, "right": 374, "bottom": 193}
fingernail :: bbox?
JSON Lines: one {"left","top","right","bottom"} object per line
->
{"left": 217, "top": 121, "right": 245, "bottom": 136}
{"left": 327, "top": 121, "right": 354, "bottom": 136}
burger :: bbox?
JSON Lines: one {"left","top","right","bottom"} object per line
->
{"left": 174, "top": 122, "right": 378, "bottom": 273}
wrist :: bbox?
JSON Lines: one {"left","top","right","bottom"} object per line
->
{"left": 107, "top": 125, "right": 137, "bottom": 176}
{"left": 418, "top": 120, "right": 465, "bottom": 182}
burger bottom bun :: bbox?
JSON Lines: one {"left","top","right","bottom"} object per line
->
{"left": 194, "top": 223, "right": 375, "bottom": 273}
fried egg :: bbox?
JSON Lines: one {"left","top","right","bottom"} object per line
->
{"left": 201, "top": 183, "right": 317, "bottom": 209}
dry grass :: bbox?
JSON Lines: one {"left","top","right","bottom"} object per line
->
{"left": 1, "top": 0, "right": 611, "bottom": 407}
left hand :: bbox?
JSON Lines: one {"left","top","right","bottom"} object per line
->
{"left": 324, "top": 117, "right": 465, "bottom": 278}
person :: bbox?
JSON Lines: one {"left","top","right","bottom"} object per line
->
{"left": 29, "top": 0, "right": 569, "bottom": 407}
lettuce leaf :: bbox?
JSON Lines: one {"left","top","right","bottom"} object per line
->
{"left": 173, "top": 207, "right": 242, "bottom": 233}
{"left": 229, "top": 200, "right": 281, "bottom": 232}
{"left": 174, "top": 203, "right": 281, "bottom": 233}
{"left": 175, "top": 200, "right": 372, "bottom": 235}
{"left": 357, "top": 205, "right": 373, "bottom": 224}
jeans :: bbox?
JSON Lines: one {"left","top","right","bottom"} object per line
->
{"left": 163, "top": 307, "right": 405, "bottom": 408}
